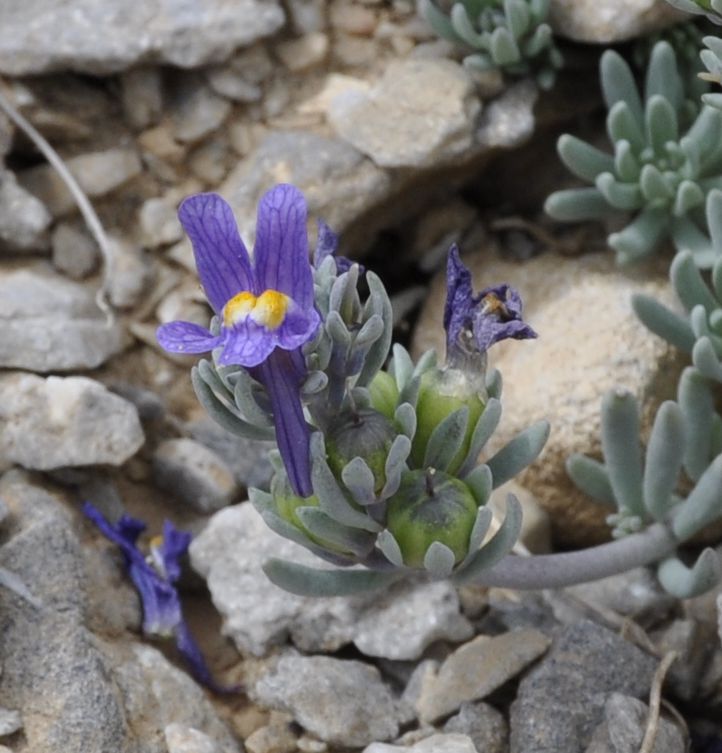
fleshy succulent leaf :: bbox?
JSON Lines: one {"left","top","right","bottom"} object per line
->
{"left": 672, "top": 454, "right": 722, "bottom": 540}
{"left": 423, "top": 407, "right": 469, "bottom": 471}
{"left": 631, "top": 293, "right": 696, "bottom": 352}
{"left": 600, "top": 389, "right": 645, "bottom": 518}
{"left": 376, "top": 529, "right": 405, "bottom": 567}
{"left": 263, "top": 558, "right": 404, "bottom": 596}
{"left": 452, "top": 494, "right": 523, "bottom": 583}
{"left": 486, "top": 420, "right": 550, "bottom": 488}
{"left": 423, "top": 541, "right": 457, "bottom": 577}
{"left": 657, "top": 549, "right": 721, "bottom": 598}
{"left": 601, "top": 49, "right": 644, "bottom": 126}
{"left": 457, "top": 397, "right": 502, "bottom": 477}
{"left": 643, "top": 401, "right": 685, "bottom": 521}
{"left": 678, "top": 367, "right": 715, "bottom": 481}
{"left": 566, "top": 454, "right": 616, "bottom": 507}
{"left": 558, "top": 134, "right": 615, "bottom": 182}
{"left": 544, "top": 188, "right": 613, "bottom": 221}
{"left": 693, "top": 336, "right": 722, "bottom": 380}
{"left": 464, "top": 463, "right": 493, "bottom": 506}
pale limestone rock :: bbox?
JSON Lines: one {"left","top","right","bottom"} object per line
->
{"left": 0, "top": 374, "right": 144, "bottom": 469}
{"left": 189, "top": 502, "right": 472, "bottom": 658}
{"left": 251, "top": 651, "right": 401, "bottom": 746}
{"left": 549, "top": 0, "right": 685, "bottom": 43}
{"left": 415, "top": 630, "right": 551, "bottom": 722}
{"left": 328, "top": 59, "right": 480, "bottom": 168}
{"left": 18, "top": 147, "right": 142, "bottom": 217}
{"left": 0, "top": 0, "right": 285, "bottom": 75}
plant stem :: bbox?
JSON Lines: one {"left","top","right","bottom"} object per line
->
{"left": 467, "top": 522, "right": 678, "bottom": 589}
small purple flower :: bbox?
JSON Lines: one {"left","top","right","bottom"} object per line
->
{"left": 157, "top": 185, "right": 321, "bottom": 497}
{"left": 83, "top": 502, "right": 230, "bottom": 693}
{"left": 444, "top": 245, "right": 537, "bottom": 365}
{"left": 313, "top": 219, "right": 357, "bottom": 274}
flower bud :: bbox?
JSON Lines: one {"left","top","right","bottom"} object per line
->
{"left": 385, "top": 469, "right": 478, "bottom": 568}
{"left": 326, "top": 408, "right": 397, "bottom": 493}
{"left": 411, "top": 366, "right": 485, "bottom": 474}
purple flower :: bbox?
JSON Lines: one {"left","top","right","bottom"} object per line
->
{"left": 157, "top": 185, "right": 321, "bottom": 497}
{"left": 313, "top": 219, "right": 357, "bottom": 274}
{"left": 444, "top": 245, "right": 537, "bottom": 365}
{"left": 83, "top": 502, "right": 231, "bottom": 693}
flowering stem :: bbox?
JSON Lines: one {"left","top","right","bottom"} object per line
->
{"left": 467, "top": 522, "right": 677, "bottom": 589}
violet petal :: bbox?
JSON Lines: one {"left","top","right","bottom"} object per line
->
{"left": 253, "top": 185, "right": 314, "bottom": 309}
{"left": 444, "top": 245, "right": 536, "bottom": 360}
{"left": 178, "top": 193, "right": 255, "bottom": 312}
{"left": 218, "top": 320, "right": 276, "bottom": 368}
{"left": 174, "top": 621, "right": 237, "bottom": 694}
{"left": 313, "top": 219, "right": 339, "bottom": 267}
{"left": 156, "top": 321, "right": 224, "bottom": 355}
{"left": 159, "top": 521, "right": 192, "bottom": 583}
{"left": 275, "top": 306, "right": 321, "bottom": 351}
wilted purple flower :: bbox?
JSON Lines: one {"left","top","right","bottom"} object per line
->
{"left": 157, "top": 185, "right": 321, "bottom": 497}
{"left": 444, "top": 245, "right": 536, "bottom": 365}
{"left": 83, "top": 502, "right": 229, "bottom": 693}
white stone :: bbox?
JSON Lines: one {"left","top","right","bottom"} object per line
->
{"left": 189, "top": 503, "right": 472, "bottom": 658}
{"left": 0, "top": 266, "right": 124, "bottom": 371}
{"left": 328, "top": 59, "right": 480, "bottom": 168}
{"left": 0, "top": 0, "right": 285, "bottom": 75}
{"left": 139, "top": 197, "right": 183, "bottom": 248}
{"left": 549, "top": 0, "right": 685, "bottom": 43}
{"left": 165, "top": 723, "right": 222, "bottom": 753}
{"left": 0, "top": 170, "right": 50, "bottom": 253}
{"left": 252, "top": 651, "right": 401, "bottom": 747}
{"left": 0, "top": 373, "right": 144, "bottom": 469}
{"left": 18, "top": 147, "right": 142, "bottom": 217}
{"left": 363, "top": 734, "right": 477, "bottom": 753}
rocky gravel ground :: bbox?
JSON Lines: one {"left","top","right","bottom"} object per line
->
{"left": 0, "top": 0, "right": 720, "bottom": 752}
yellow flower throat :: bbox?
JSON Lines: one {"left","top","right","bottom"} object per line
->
{"left": 223, "top": 290, "right": 290, "bottom": 330}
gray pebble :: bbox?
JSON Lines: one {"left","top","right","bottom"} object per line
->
{"left": 252, "top": 651, "right": 402, "bottom": 747}
{"left": 153, "top": 438, "right": 238, "bottom": 514}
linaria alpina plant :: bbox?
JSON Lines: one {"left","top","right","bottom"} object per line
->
{"left": 419, "top": 0, "right": 563, "bottom": 89}
{"left": 545, "top": 41, "right": 722, "bottom": 267}
{"left": 154, "top": 183, "right": 722, "bottom": 599}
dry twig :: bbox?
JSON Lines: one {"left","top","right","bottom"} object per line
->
{"left": 639, "top": 651, "right": 678, "bottom": 753}
{"left": 0, "top": 81, "right": 115, "bottom": 325}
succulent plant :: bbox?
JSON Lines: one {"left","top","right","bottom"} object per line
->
{"left": 666, "top": 0, "right": 722, "bottom": 23}
{"left": 700, "top": 34, "right": 722, "bottom": 108}
{"left": 567, "top": 384, "right": 722, "bottom": 597}
{"left": 419, "top": 0, "right": 563, "bottom": 89}
{"left": 632, "top": 196, "right": 722, "bottom": 379}
{"left": 545, "top": 41, "right": 722, "bottom": 268}
{"left": 633, "top": 21, "right": 709, "bottom": 118}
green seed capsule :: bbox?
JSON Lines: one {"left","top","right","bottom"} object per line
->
{"left": 412, "top": 367, "right": 485, "bottom": 474}
{"left": 385, "top": 469, "right": 478, "bottom": 568}
{"left": 326, "top": 408, "right": 397, "bottom": 493}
